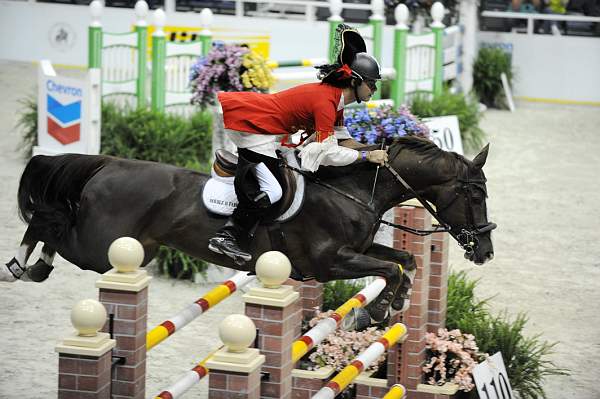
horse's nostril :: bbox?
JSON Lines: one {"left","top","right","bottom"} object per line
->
{"left": 486, "top": 252, "right": 494, "bottom": 261}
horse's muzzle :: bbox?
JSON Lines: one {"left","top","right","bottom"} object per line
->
{"left": 466, "top": 250, "right": 494, "bottom": 265}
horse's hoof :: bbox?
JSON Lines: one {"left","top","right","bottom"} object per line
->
{"left": 340, "top": 308, "right": 372, "bottom": 331}
{"left": 366, "top": 302, "right": 389, "bottom": 323}
{"left": 392, "top": 297, "right": 410, "bottom": 313}
{"left": 26, "top": 260, "right": 54, "bottom": 282}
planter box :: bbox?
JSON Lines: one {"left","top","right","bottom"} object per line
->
{"left": 355, "top": 373, "right": 391, "bottom": 399}
{"left": 292, "top": 367, "right": 334, "bottom": 398}
{"left": 417, "top": 382, "right": 459, "bottom": 397}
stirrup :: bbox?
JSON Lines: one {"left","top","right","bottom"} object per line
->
{"left": 208, "top": 237, "right": 252, "bottom": 265}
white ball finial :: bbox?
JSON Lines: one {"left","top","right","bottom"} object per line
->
{"left": 219, "top": 314, "right": 257, "bottom": 352}
{"left": 108, "top": 237, "right": 144, "bottom": 273}
{"left": 255, "top": 251, "right": 292, "bottom": 288}
{"left": 135, "top": 0, "right": 149, "bottom": 26}
{"left": 329, "top": 0, "right": 343, "bottom": 18}
{"left": 395, "top": 4, "right": 409, "bottom": 28}
{"left": 371, "top": 0, "right": 385, "bottom": 18}
{"left": 71, "top": 299, "right": 107, "bottom": 337}
{"left": 154, "top": 8, "right": 166, "bottom": 33}
{"left": 200, "top": 8, "right": 214, "bottom": 29}
{"left": 431, "top": 2, "right": 445, "bottom": 27}
{"left": 89, "top": 0, "right": 103, "bottom": 27}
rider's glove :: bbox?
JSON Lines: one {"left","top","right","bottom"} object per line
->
{"left": 366, "top": 149, "right": 388, "bottom": 166}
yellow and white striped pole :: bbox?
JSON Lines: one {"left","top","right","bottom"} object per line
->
{"left": 267, "top": 58, "right": 328, "bottom": 69}
{"left": 311, "top": 323, "right": 407, "bottom": 399}
{"left": 382, "top": 384, "right": 407, "bottom": 399}
{"left": 292, "top": 278, "right": 387, "bottom": 363}
{"left": 147, "top": 271, "right": 255, "bottom": 350}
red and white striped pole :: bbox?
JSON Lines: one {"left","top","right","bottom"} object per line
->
{"left": 292, "top": 278, "right": 387, "bottom": 363}
{"left": 147, "top": 271, "right": 255, "bottom": 350}
{"left": 155, "top": 363, "right": 209, "bottom": 399}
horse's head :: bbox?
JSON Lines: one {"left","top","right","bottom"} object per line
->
{"left": 434, "top": 145, "right": 495, "bottom": 265}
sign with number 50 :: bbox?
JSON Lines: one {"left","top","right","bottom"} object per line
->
{"left": 423, "top": 115, "right": 464, "bottom": 155}
{"left": 473, "top": 352, "right": 514, "bottom": 399}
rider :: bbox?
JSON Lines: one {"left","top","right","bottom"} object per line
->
{"left": 208, "top": 24, "right": 387, "bottom": 262}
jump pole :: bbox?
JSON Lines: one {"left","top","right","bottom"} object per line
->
{"left": 146, "top": 270, "right": 256, "bottom": 350}
{"left": 311, "top": 323, "right": 407, "bottom": 399}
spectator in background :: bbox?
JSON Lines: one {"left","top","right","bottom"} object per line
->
{"left": 541, "top": 0, "right": 568, "bottom": 33}
{"left": 511, "top": 0, "right": 542, "bottom": 12}
{"left": 566, "top": 0, "right": 600, "bottom": 15}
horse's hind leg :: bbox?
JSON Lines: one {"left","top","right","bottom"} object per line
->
{"left": 1, "top": 226, "right": 39, "bottom": 282}
{"left": 24, "top": 244, "right": 56, "bottom": 282}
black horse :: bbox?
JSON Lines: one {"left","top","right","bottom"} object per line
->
{"left": 3, "top": 137, "right": 495, "bottom": 322}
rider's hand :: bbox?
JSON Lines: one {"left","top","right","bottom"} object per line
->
{"left": 367, "top": 149, "right": 388, "bottom": 166}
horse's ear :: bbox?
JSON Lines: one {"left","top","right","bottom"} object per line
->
{"left": 472, "top": 144, "right": 490, "bottom": 170}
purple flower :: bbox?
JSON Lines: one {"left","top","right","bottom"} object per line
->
{"left": 189, "top": 44, "right": 251, "bottom": 108}
{"left": 345, "top": 105, "right": 430, "bottom": 144}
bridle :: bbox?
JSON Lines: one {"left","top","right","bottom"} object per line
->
{"left": 382, "top": 161, "right": 496, "bottom": 256}
{"left": 281, "top": 152, "right": 496, "bottom": 256}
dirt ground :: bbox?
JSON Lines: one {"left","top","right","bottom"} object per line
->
{"left": 0, "top": 60, "right": 599, "bottom": 398}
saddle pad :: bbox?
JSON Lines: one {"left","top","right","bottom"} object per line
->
{"left": 202, "top": 171, "right": 238, "bottom": 215}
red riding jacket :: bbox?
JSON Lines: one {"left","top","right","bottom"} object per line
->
{"left": 218, "top": 82, "right": 344, "bottom": 144}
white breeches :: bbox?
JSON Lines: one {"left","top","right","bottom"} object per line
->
{"left": 253, "top": 162, "right": 282, "bottom": 204}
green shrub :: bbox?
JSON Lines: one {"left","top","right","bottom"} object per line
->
{"left": 446, "top": 270, "right": 491, "bottom": 330}
{"left": 447, "top": 271, "right": 569, "bottom": 399}
{"left": 322, "top": 279, "right": 366, "bottom": 311}
{"left": 15, "top": 96, "right": 38, "bottom": 159}
{"left": 409, "top": 90, "right": 485, "bottom": 153}
{"left": 473, "top": 47, "right": 514, "bottom": 109}
{"left": 100, "top": 103, "right": 213, "bottom": 171}
{"left": 15, "top": 99, "right": 214, "bottom": 280}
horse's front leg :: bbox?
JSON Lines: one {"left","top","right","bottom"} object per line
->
{"left": 329, "top": 246, "right": 403, "bottom": 323}
{"left": 364, "top": 243, "right": 417, "bottom": 314}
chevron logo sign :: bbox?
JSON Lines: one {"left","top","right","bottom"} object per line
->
{"left": 46, "top": 94, "right": 81, "bottom": 145}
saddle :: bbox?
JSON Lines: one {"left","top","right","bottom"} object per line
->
{"left": 204, "top": 149, "right": 305, "bottom": 222}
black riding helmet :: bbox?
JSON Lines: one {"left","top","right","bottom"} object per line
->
{"left": 336, "top": 26, "right": 381, "bottom": 102}
{"left": 318, "top": 24, "right": 382, "bottom": 103}
{"left": 350, "top": 52, "right": 382, "bottom": 82}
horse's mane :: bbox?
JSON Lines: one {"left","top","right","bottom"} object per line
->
{"left": 315, "top": 135, "right": 462, "bottom": 180}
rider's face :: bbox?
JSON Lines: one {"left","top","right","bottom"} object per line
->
{"left": 357, "top": 79, "right": 377, "bottom": 101}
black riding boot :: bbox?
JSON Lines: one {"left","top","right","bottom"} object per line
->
{"left": 208, "top": 192, "right": 272, "bottom": 263}
{"left": 208, "top": 217, "right": 252, "bottom": 263}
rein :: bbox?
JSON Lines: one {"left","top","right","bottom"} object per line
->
{"left": 281, "top": 162, "right": 450, "bottom": 237}
{"left": 282, "top": 159, "right": 496, "bottom": 254}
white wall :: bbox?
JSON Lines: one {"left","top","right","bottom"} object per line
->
{"left": 0, "top": 1, "right": 397, "bottom": 67}
{"left": 2, "top": 1, "right": 598, "bottom": 102}
{"left": 478, "top": 31, "right": 600, "bottom": 103}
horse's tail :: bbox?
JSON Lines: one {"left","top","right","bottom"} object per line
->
{"left": 17, "top": 154, "right": 108, "bottom": 241}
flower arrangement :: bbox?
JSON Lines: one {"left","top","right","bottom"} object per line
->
{"left": 344, "top": 104, "right": 430, "bottom": 145}
{"left": 189, "top": 43, "right": 274, "bottom": 109}
{"left": 422, "top": 328, "right": 486, "bottom": 392}
{"left": 307, "top": 310, "right": 387, "bottom": 373}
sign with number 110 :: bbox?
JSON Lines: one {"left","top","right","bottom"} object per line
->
{"left": 473, "top": 352, "right": 514, "bottom": 399}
